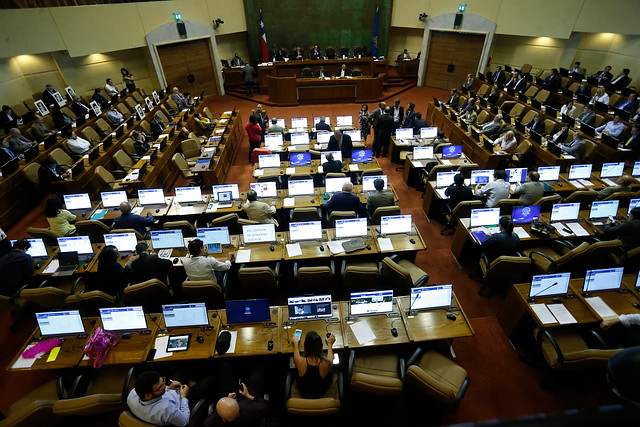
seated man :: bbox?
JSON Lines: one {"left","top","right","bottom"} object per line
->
{"left": 398, "top": 49, "right": 411, "bottom": 60}
{"left": 62, "top": 128, "right": 91, "bottom": 155}
{"left": 113, "top": 201, "right": 156, "bottom": 236}
{"left": 151, "top": 113, "right": 165, "bottom": 140}
{"left": 336, "top": 64, "right": 350, "bottom": 78}
{"left": 570, "top": 62, "right": 585, "bottom": 76}
{"left": 620, "top": 125, "right": 640, "bottom": 150}
{"left": 461, "top": 106, "right": 478, "bottom": 125}
{"left": 526, "top": 113, "right": 545, "bottom": 135}
{"left": 560, "top": 131, "right": 586, "bottom": 160}
{"left": 486, "top": 86, "right": 500, "bottom": 105}
{"left": 327, "top": 129, "right": 353, "bottom": 159}
{"left": 493, "top": 130, "right": 517, "bottom": 154}
{"left": 444, "top": 173, "right": 474, "bottom": 210}
{"left": 315, "top": 117, "right": 331, "bottom": 131}
{"left": 266, "top": 118, "right": 284, "bottom": 136}
{"left": 321, "top": 152, "right": 344, "bottom": 173}
{"left": 596, "top": 115, "right": 625, "bottom": 139}
{"left": 541, "top": 68, "right": 561, "bottom": 91}
{"left": 611, "top": 68, "right": 631, "bottom": 88}
{"left": 92, "top": 88, "right": 109, "bottom": 106}
{"left": 71, "top": 95, "right": 90, "bottom": 117}
{"left": 0, "top": 138, "right": 19, "bottom": 164}
{"left": 492, "top": 66, "right": 506, "bottom": 84}
{"left": 8, "top": 128, "right": 36, "bottom": 155}
{"left": 597, "top": 175, "right": 632, "bottom": 200}
{"left": 38, "top": 156, "right": 69, "bottom": 194}
{"left": 315, "top": 66, "right": 328, "bottom": 78}
{"left": 614, "top": 92, "right": 638, "bottom": 113}
{"left": 481, "top": 217, "right": 521, "bottom": 263}
{"left": 444, "top": 89, "right": 459, "bottom": 108}
{"left": 30, "top": 113, "right": 55, "bottom": 141}
{"left": 480, "top": 114, "right": 503, "bottom": 137}
{"left": 576, "top": 105, "right": 596, "bottom": 126}
{"left": 243, "top": 189, "right": 278, "bottom": 225}
{"left": 326, "top": 181, "right": 360, "bottom": 215}
{"left": 104, "top": 78, "right": 119, "bottom": 97}
{"left": 0, "top": 105, "right": 19, "bottom": 133}
{"left": 575, "top": 82, "right": 591, "bottom": 97}
{"left": 513, "top": 171, "right": 544, "bottom": 206}
{"left": 0, "top": 239, "right": 34, "bottom": 297}
{"left": 171, "top": 87, "right": 191, "bottom": 110}
{"left": 601, "top": 312, "right": 640, "bottom": 347}
{"left": 366, "top": 178, "right": 395, "bottom": 217}
{"left": 130, "top": 242, "right": 173, "bottom": 285}
{"left": 106, "top": 105, "right": 124, "bottom": 126}
{"left": 309, "top": 45, "right": 322, "bottom": 60}
{"left": 602, "top": 207, "right": 640, "bottom": 251}
{"left": 591, "top": 66, "right": 613, "bottom": 83}
{"left": 181, "top": 238, "right": 233, "bottom": 285}
{"left": 475, "top": 169, "right": 510, "bottom": 208}
{"left": 230, "top": 53, "right": 245, "bottom": 67}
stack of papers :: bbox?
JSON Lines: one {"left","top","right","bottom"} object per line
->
{"left": 412, "top": 160, "right": 424, "bottom": 168}
{"left": 283, "top": 198, "right": 295, "bottom": 208}
{"left": 327, "top": 240, "right": 346, "bottom": 254}
{"left": 441, "top": 159, "right": 452, "bottom": 165}
{"left": 530, "top": 303, "right": 577, "bottom": 324}
{"left": 377, "top": 237, "right": 394, "bottom": 251}
{"left": 350, "top": 320, "right": 376, "bottom": 344}
{"left": 585, "top": 297, "right": 617, "bottom": 318}
{"left": 285, "top": 167, "right": 296, "bottom": 175}
{"left": 286, "top": 243, "right": 302, "bottom": 257}
{"left": 513, "top": 227, "right": 531, "bottom": 239}
{"left": 236, "top": 249, "right": 251, "bottom": 263}
{"left": 348, "top": 164, "right": 359, "bottom": 171}
{"left": 254, "top": 169, "right": 264, "bottom": 177}
{"left": 153, "top": 336, "right": 173, "bottom": 360}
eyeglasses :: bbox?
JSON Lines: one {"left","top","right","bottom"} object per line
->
{"left": 151, "top": 377, "right": 166, "bottom": 394}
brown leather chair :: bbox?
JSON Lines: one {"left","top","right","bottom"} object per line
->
{"left": 163, "top": 220, "right": 196, "bottom": 237}
{"left": 206, "top": 213, "right": 240, "bottom": 235}
{"left": 476, "top": 254, "right": 531, "bottom": 296}
{"left": 405, "top": 348, "right": 469, "bottom": 407}
{"left": 533, "top": 194, "right": 561, "bottom": 213}
{"left": 348, "top": 350, "right": 404, "bottom": 396}
{"left": 610, "top": 244, "right": 640, "bottom": 267}
{"left": 603, "top": 191, "right": 635, "bottom": 203}
{"left": 493, "top": 199, "right": 522, "bottom": 216}
{"left": 21, "top": 162, "right": 40, "bottom": 186}
{"left": 580, "top": 239, "right": 623, "bottom": 269}
{"left": 139, "top": 120, "right": 151, "bottom": 134}
{"left": 0, "top": 379, "right": 63, "bottom": 426}
{"left": 95, "top": 166, "right": 124, "bottom": 191}
{"left": 118, "top": 411, "right": 156, "bottom": 426}
{"left": 181, "top": 280, "right": 226, "bottom": 306}
{"left": 66, "top": 290, "right": 117, "bottom": 317}
{"left": 20, "top": 286, "right": 70, "bottom": 309}
{"left": 341, "top": 259, "right": 381, "bottom": 291}
{"left": 27, "top": 227, "right": 59, "bottom": 246}
{"left": 75, "top": 220, "right": 111, "bottom": 244}
{"left": 535, "top": 328, "right": 620, "bottom": 370}
{"left": 293, "top": 261, "right": 335, "bottom": 291}
{"left": 370, "top": 205, "right": 401, "bottom": 225}
{"left": 327, "top": 210, "right": 357, "bottom": 228}
{"left": 519, "top": 63, "right": 532, "bottom": 74}
{"left": 49, "top": 147, "right": 74, "bottom": 168}
{"left": 237, "top": 263, "right": 280, "bottom": 294}
{"left": 171, "top": 153, "right": 200, "bottom": 184}
{"left": 510, "top": 139, "right": 533, "bottom": 167}
{"left": 81, "top": 126, "right": 102, "bottom": 144}
{"left": 95, "top": 117, "right": 113, "bottom": 134}
{"left": 285, "top": 368, "right": 342, "bottom": 416}
{"left": 441, "top": 200, "right": 483, "bottom": 235}
{"left": 563, "top": 190, "right": 598, "bottom": 209}
{"left": 180, "top": 139, "right": 201, "bottom": 165}
{"left": 123, "top": 279, "right": 172, "bottom": 311}
{"left": 455, "top": 163, "right": 479, "bottom": 179}
{"left": 290, "top": 207, "right": 321, "bottom": 222}
{"left": 121, "top": 138, "right": 139, "bottom": 159}
{"left": 523, "top": 241, "right": 589, "bottom": 273}
{"left": 381, "top": 255, "right": 429, "bottom": 296}
{"left": 113, "top": 149, "right": 135, "bottom": 172}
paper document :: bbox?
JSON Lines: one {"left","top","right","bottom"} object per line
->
{"left": 285, "top": 167, "right": 296, "bottom": 175}
{"left": 219, "top": 118, "right": 228, "bottom": 124}
{"left": 215, "top": 129, "right": 224, "bottom": 134}
{"left": 348, "top": 164, "right": 359, "bottom": 171}
{"left": 578, "top": 179, "right": 594, "bottom": 187}
{"left": 43, "top": 259, "right": 60, "bottom": 274}
{"left": 317, "top": 166, "right": 324, "bottom": 173}
{"left": 286, "top": 243, "right": 302, "bottom": 257}
{"left": 530, "top": 304, "right": 558, "bottom": 324}
{"left": 377, "top": 237, "right": 394, "bottom": 251}
{"left": 513, "top": 227, "right": 531, "bottom": 239}
{"left": 217, "top": 330, "right": 238, "bottom": 354}
{"left": 254, "top": 169, "right": 264, "bottom": 177}
{"left": 412, "top": 160, "right": 424, "bottom": 168}
{"left": 206, "top": 203, "right": 218, "bottom": 213}
{"left": 569, "top": 180, "right": 584, "bottom": 189}
{"left": 552, "top": 223, "right": 573, "bottom": 237}
{"left": 235, "top": 249, "right": 251, "bottom": 263}
{"left": 585, "top": 297, "right": 618, "bottom": 319}
{"left": 327, "top": 241, "right": 345, "bottom": 254}
{"left": 283, "top": 197, "right": 295, "bottom": 208}
{"left": 223, "top": 110, "right": 232, "bottom": 115}
{"left": 561, "top": 154, "right": 576, "bottom": 159}
{"left": 441, "top": 159, "right": 452, "bottom": 165}
{"left": 142, "top": 155, "right": 151, "bottom": 160}
{"left": 601, "top": 178, "right": 616, "bottom": 186}
{"left": 547, "top": 304, "right": 578, "bottom": 324}
{"left": 566, "top": 222, "right": 590, "bottom": 236}
{"left": 12, "top": 345, "right": 39, "bottom": 369}
{"left": 435, "top": 188, "right": 448, "bottom": 199}
{"left": 350, "top": 320, "right": 376, "bottom": 344}
{"left": 153, "top": 336, "right": 174, "bottom": 360}
{"left": 131, "top": 207, "right": 144, "bottom": 215}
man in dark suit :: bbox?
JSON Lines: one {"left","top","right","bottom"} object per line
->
{"left": 481, "top": 217, "right": 521, "bottom": 263}
{"left": 336, "top": 64, "right": 350, "bottom": 78}
{"left": 271, "top": 44, "right": 284, "bottom": 61}
{"left": 0, "top": 239, "right": 34, "bottom": 297}
{"left": 321, "top": 152, "right": 344, "bottom": 173}
{"left": 615, "top": 92, "right": 638, "bottom": 113}
{"left": 611, "top": 68, "right": 630, "bottom": 88}
{"left": 41, "top": 84, "right": 57, "bottom": 107}
{"left": 412, "top": 112, "right": 428, "bottom": 135}
{"left": 241, "top": 64, "right": 256, "bottom": 97}
{"left": 315, "top": 66, "right": 328, "bottom": 78}
{"left": 150, "top": 113, "right": 165, "bottom": 140}
{"left": 325, "top": 181, "right": 361, "bottom": 215}
{"left": 514, "top": 74, "right": 527, "bottom": 92}
{"left": 402, "top": 102, "right": 416, "bottom": 129}
{"left": 541, "top": 68, "right": 561, "bottom": 91}
{"left": 230, "top": 53, "right": 245, "bottom": 67}
{"left": 130, "top": 242, "right": 173, "bottom": 286}
{"left": 38, "top": 156, "right": 69, "bottom": 194}
{"left": 575, "top": 82, "right": 591, "bottom": 97}
{"left": 526, "top": 113, "right": 545, "bottom": 135}
{"left": 114, "top": 202, "right": 156, "bottom": 237}
{"left": 591, "top": 66, "right": 613, "bottom": 84}
{"left": 71, "top": 96, "right": 90, "bottom": 117}
{"left": 366, "top": 178, "right": 395, "bottom": 217}
{"left": 0, "top": 139, "right": 18, "bottom": 165}
{"left": 373, "top": 107, "right": 394, "bottom": 157}
{"left": 603, "top": 207, "right": 640, "bottom": 250}
{"left": 309, "top": 45, "right": 322, "bottom": 60}
{"left": 492, "top": 66, "right": 506, "bottom": 84}
{"left": 390, "top": 98, "right": 404, "bottom": 129}
{"left": 0, "top": 105, "right": 19, "bottom": 133}
{"left": 327, "top": 130, "right": 353, "bottom": 159}
{"left": 576, "top": 105, "right": 596, "bottom": 126}
{"left": 620, "top": 125, "right": 640, "bottom": 151}
{"left": 444, "top": 173, "right": 474, "bottom": 210}
{"left": 368, "top": 101, "right": 386, "bottom": 133}
{"left": 315, "top": 117, "right": 331, "bottom": 131}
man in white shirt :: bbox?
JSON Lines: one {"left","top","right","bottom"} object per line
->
{"left": 181, "top": 239, "right": 233, "bottom": 285}
{"left": 104, "top": 78, "right": 119, "bottom": 97}
{"left": 63, "top": 128, "right": 91, "bottom": 155}
{"left": 475, "top": 169, "right": 510, "bottom": 207}
{"left": 106, "top": 105, "right": 124, "bottom": 125}
{"left": 597, "top": 115, "right": 625, "bottom": 139}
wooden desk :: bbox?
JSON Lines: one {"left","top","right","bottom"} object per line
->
{"left": 166, "top": 196, "right": 211, "bottom": 216}
{"left": 38, "top": 244, "right": 101, "bottom": 276}
{"left": 138, "top": 197, "right": 174, "bottom": 217}
{"left": 571, "top": 282, "right": 640, "bottom": 320}
{"left": 396, "top": 59, "right": 420, "bottom": 76}
{"left": 326, "top": 227, "right": 377, "bottom": 258}
{"left": 283, "top": 230, "right": 331, "bottom": 260}
{"left": 280, "top": 304, "right": 345, "bottom": 354}
{"left": 216, "top": 306, "right": 281, "bottom": 357}
{"left": 237, "top": 233, "right": 285, "bottom": 263}
{"left": 372, "top": 224, "right": 426, "bottom": 255}
{"left": 339, "top": 300, "right": 409, "bottom": 348}
{"left": 148, "top": 310, "right": 220, "bottom": 362}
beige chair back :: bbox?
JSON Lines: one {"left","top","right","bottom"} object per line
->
{"left": 371, "top": 205, "right": 401, "bottom": 225}
{"left": 163, "top": 220, "right": 196, "bottom": 237}
{"left": 76, "top": 220, "right": 111, "bottom": 244}
{"left": 180, "top": 138, "right": 201, "bottom": 159}
{"left": 327, "top": 210, "right": 356, "bottom": 228}
{"left": 113, "top": 150, "right": 134, "bottom": 169}
{"left": 291, "top": 207, "right": 321, "bottom": 222}
{"left": 181, "top": 280, "right": 225, "bottom": 305}
{"left": 81, "top": 126, "right": 102, "bottom": 143}
{"left": 22, "top": 162, "right": 40, "bottom": 185}
{"left": 238, "top": 266, "right": 278, "bottom": 292}
{"left": 50, "top": 147, "right": 74, "bottom": 166}
{"left": 27, "top": 227, "right": 59, "bottom": 246}
{"left": 533, "top": 194, "right": 561, "bottom": 213}
{"left": 123, "top": 279, "right": 171, "bottom": 309}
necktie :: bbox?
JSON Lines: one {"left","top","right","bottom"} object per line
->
{"left": 626, "top": 135, "right": 634, "bottom": 147}
{"left": 619, "top": 100, "right": 630, "bottom": 109}
{"left": 2, "top": 147, "right": 15, "bottom": 159}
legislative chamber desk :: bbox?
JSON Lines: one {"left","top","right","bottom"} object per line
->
{"left": 396, "top": 59, "right": 420, "bottom": 77}
{"left": 8, "top": 293, "right": 473, "bottom": 371}
{"left": 266, "top": 75, "right": 384, "bottom": 105}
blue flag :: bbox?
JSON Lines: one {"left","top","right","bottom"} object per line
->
{"left": 371, "top": 6, "right": 379, "bottom": 57}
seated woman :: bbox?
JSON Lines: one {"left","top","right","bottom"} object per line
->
{"left": 45, "top": 197, "right": 76, "bottom": 236}
{"left": 292, "top": 330, "right": 335, "bottom": 398}
{"left": 91, "top": 245, "right": 133, "bottom": 296}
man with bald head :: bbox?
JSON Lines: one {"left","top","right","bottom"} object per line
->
{"left": 113, "top": 201, "right": 156, "bottom": 236}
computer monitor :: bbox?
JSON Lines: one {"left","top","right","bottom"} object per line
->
{"left": 264, "top": 134, "right": 284, "bottom": 146}
{"left": 420, "top": 127, "right": 438, "bottom": 139}
{"left": 10, "top": 238, "right": 47, "bottom": 258}
{"left": 335, "top": 218, "right": 368, "bottom": 239}
{"left": 362, "top": 175, "right": 388, "bottom": 192}
{"left": 336, "top": 116, "right": 353, "bottom": 127}
{"left": 395, "top": 128, "right": 414, "bottom": 140}
{"left": 511, "top": 205, "right": 541, "bottom": 224}
{"left": 287, "top": 295, "right": 332, "bottom": 320}
{"left": 632, "top": 161, "right": 640, "bottom": 177}
{"left": 628, "top": 198, "right": 640, "bottom": 216}
{"left": 290, "top": 133, "right": 310, "bottom": 145}
{"left": 242, "top": 224, "right": 276, "bottom": 244}
{"left": 212, "top": 184, "right": 240, "bottom": 201}
{"left": 351, "top": 149, "right": 372, "bottom": 162}
{"left": 174, "top": 186, "right": 203, "bottom": 203}
{"left": 442, "top": 145, "right": 462, "bottom": 158}
{"left": 589, "top": 200, "right": 620, "bottom": 219}
{"left": 314, "top": 117, "right": 331, "bottom": 125}
{"left": 537, "top": 166, "right": 561, "bottom": 181}
{"left": 322, "top": 150, "right": 342, "bottom": 162}
{"left": 225, "top": 299, "right": 271, "bottom": 324}
{"left": 250, "top": 181, "right": 278, "bottom": 198}
{"left": 317, "top": 132, "right": 331, "bottom": 143}
{"left": 100, "top": 191, "right": 128, "bottom": 208}
{"left": 289, "top": 221, "right": 323, "bottom": 241}
{"left": 436, "top": 171, "right": 457, "bottom": 188}
{"left": 568, "top": 164, "right": 593, "bottom": 180}
{"left": 470, "top": 208, "right": 500, "bottom": 228}
{"left": 583, "top": 267, "right": 624, "bottom": 292}
{"left": 150, "top": 230, "right": 184, "bottom": 249}
{"left": 344, "top": 130, "right": 361, "bottom": 142}
{"left": 350, "top": 290, "right": 393, "bottom": 315}
{"left": 600, "top": 162, "right": 625, "bottom": 178}
{"left": 413, "top": 146, "right": 434, "bottom": 160}
{"left": 288, "top": 179, "right": 314, "bottom": 196}
{"left": 196, "top": 227, "right": 231, "bottom": 245}
{"left": 162, "top": 303, "right": 209, "bottom": 328}
{"left": 410, "top": 285, "right": 453, "bottom": 310}
{"left": 137, "top": 188, "right": 165, "bottom": 205}
{"left": 103, "top": 233, "right": 137, "bottom": 252}
{"left": 470, "top": 169, "right": 494, "bottom": 185}
{"left": 506, "top": 168, "right": 527, "bottom": 183}
{"left": 325, "top": 177, "right": 351, "bottom": 193}
{"left": 291, "top": 117, "right": 308, "bottom": 128}
{"left": 99, "top": 306, "right": 147, "bottom": 331}
{"left": 276, "top": 118, "right": 285, "bottom": 128}
{"left": 36, "top": 310, "right": 85, "bottom": 336}
{"left": 380, "top": 215, "right": 412, "bottom": 235}
{"left": 550, "top": 203, "right": 580, "bottom": 222}
{"left": 63, "top": 193, "right": 91, "bottom": 210}
{"left": 290, "top": 152, "right": 311, "bottom": 166}
{"left": 528, "top": 272, "right": 571, "bottom": 297}
{"left": 57, "top": 236, "right": 93, "bottom": 255}
{"left": 258, "top": 154, "right": 281, "bottom": 168}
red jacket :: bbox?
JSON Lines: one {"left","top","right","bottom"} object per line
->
{"left": 245, "top": 122, "right": 262, "bottom": 142}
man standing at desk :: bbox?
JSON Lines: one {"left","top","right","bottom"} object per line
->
{"left": 0, "top": 239, "right": 34, "bottom": 297}
{"left": 315, "top": 117, "right": 331, "bottom": 132}
{"left": 243, "top": 190, "right": 278, "bottom": 226}
{"left": 241, "top": 64, "right": 256, "bottom": 97}
{"left": 390, "top": 98, "right": 404, "bottom": 130}
{"left": 327, "top": 129, "right": 353, "bottom": 159}
{"left": 326, "top": 181, "right": 361, "bottom": 216}
{"left": 182, "top": 239, "right": 233, "bottom": 285}
{"left": 373, "top": 107, "right": 394, "bottom": 158}
{"left": 113, "top": 202, "right": 156, "bottom": 237}
{"left": 475, "top": 170, "right": 510, "bottom": 207}
{"left": 366, "top": 178, "right": 395, "bottom": 217}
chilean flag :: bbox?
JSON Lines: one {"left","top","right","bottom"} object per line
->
{"left": 260, "top": 10, "right": 269, "bottom": 62}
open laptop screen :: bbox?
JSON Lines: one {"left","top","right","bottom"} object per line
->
{"left": 350, "top": 290, "right": 393, "bottom": 315}
{"left": 265, "top": 133, "right": 284, "bottom": 147}
{"left": 568, "top": 164, "right": 593, "bottom": 180}
{"left": 317, "top": 132, "right": 331, "bottom": 143}
{"left": 436, "top": 171, "right": 457, "bottom": 188}
{"left": 63, "top": 193, "right": 91, "bottom": 210}
{"left": 511, "top": 205, "right": 541, "bottom": 223}
{"left": 288, "top": 295, "right": 332, "bottom": 320}
{"left": 103, "top": 233, "right": 137, "bottom": 252}
{"left": 225, "top": 299, "right": 271, "bottom": 324}
{"left": 196, "top": 227, "right": 231, "bottom": 245}
{"left": 250, "top": 182, "right": 277, "bottom": 198}
{"left": 442, "top": 145, "right": 462, "bottom": 158}
{"left": 351, "top": 149, "right": 372, "bottom": 162}
{"left": 258, "top": 154, "right": 281, "bottom": 168}
{"left": 470, "top": 208, "right": 500, "bottom": 228}
{"left": 583, "top": 267, "right": 624, "bottom": 292}
{"left": 506, "top": 168, "right": 527, "bottom": 183}
{"left": 325, "top": 177, "right": 351, "bottom": 193}
{"left": 36, "top": 310, "right": 85, "bottom": 336}
{"left": 335, "top": 218, "right": 368, "bottom": 238}
{"left": 174, "top": 186, "right": 202, "bottom": 203}
{"left": 413, "top": 146, "right": 434, "bottom": 160}
{"left": 395, "top": 128, "right": 414, "bottom": 140}
{"left": 589, "top": 200, "right": 620, "bottom": 219}
{"left": 420, "top": 127, "right": 438, "bottom": 139}
{"left": 290, "top": 133, "right": 310, "bottom": 145}
{"left": 529, "top": 272, "right": 571, "bottom": 297}
{"left": 10, "top": 238, "right": 47, "bottom": 258}
{"left": 137, "top": 189, "right": 165, "bottom": 205}
{"left": 600, "top": 162, "right": 625, "bottom": 178}
{"left": 100, "top": 306, "right": 147, "bottom": 331}
{"left": 470, "top": 169, "right": 494, "bottom": 185}
{"left": 380, "top": 215, "right": 412, "bottom": 235}
{"left": 290, "top": 152, "right": 311, "bottom": 166}
{"left": 362, "top": 175, "right": 387, "bottom": 192}
{"left": 58, "top": 236, "right": 93, "bottom": 254}
{"left": 162, "top": 303, "right": 209, "bottom": 328}
{"left": 150, "top": 230, "right": 184, "bottom": 249}
{"left": 336, "top": 116, "right": 353, "bottom": 127}
{"left": 289, "top": 221, "right": 322, "bottom": 241}
{"left": 628, "top": 198, "right": 640, "bottom": 216}
{"left": 632, "top": 161, "right": 640, "bottom": 177}
{"left": 288, "top": 179, "right": 314, "bottom": 196}
{"left": 410, "top": 285, "right": 453, "bottom": 310}
{"left": 101, "top": 191, "right": 128, "bottom": 208}
{"left": 322, "top": 151, "right": 342, "bottom": 162}
{"left": 291, "top": 117, "right": 308, "bottom": 128}
{"left": 212, "top": 184, "right": 240, "bottom": 201}
{"left": 550, "top": 203, "right": 580, "bottom": 222}
{"left": 242, "top": 224, "right": 276, "bottom": 244}
{"left": 537, "top": 166, "right": 560, "bottom": 181}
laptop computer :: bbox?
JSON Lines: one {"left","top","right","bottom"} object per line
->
{"left": 350, "top": 290, "right": 393, "bottom": 316}
{"left": 561, "top": 114, "right": 575, "bottom": 126}
{"left": 409, "top": 285, "right": 453, "bottom": 313}
{"left": 225, "top": 299, "right": 271, "bottom": 324}
{"left": 547, "top": 141, "right": 562, "bottom": 157}
{"left": 583, "top": 267, "right": 624, "bottom": 293}
{"left": 601, "top": 133, "right": 619, "bottom": 149}
{"left": 529, "top": 273, "right": 571, "bottom": 298}
{"left": 99, "top": 306, "right": 148, "bottom": 331}
{"left": 36, "top": 310, "right": 85, "bottom": 336}
{"left": 215, "top": 190, "right": 234, "bottom": 208}
{"left": 287, "top": 295, "right": 332, "bottom": 321}
{"left": 137, "top": 188, "right": 166, "bottom": 206}
{"left": 512, "top": 205, "right": 541, "bottom": 224}
{"left": 52, "top": 251, "right": 80, "bottom": 277}
{"left": 289, "top": 221, "right": 323, "bottom": 242}
{"left": 162, "top": 303, "right": 209, "bottom": 328}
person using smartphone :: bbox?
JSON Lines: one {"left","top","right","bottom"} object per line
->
{"left": 291, "top": 330, "right": 336, "bottom": 398}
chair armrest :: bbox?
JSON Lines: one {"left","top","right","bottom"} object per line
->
{"left": 274, "top": 261, "right": 280, "bottom": 280}
{"left": 71, "top": 276, "right": 85, "bottom": 294}
{"left": 337, "top": 370, "right": 344, "bottom": 403}
{"left": 398, "top": 357, "right": 406, "bottom": 383}
{"left": 347, "top": 350, "right": 356, "bottom": 385}
{"left": 406, "top": 347, "right": 424, "bottom": 368}
{"left": 189, "top": 398, "right": 210, "bottom": 427}
{"left": 455, "top": 377, "right": 470, "bottom": 407}
{"left": 329, "top": 260, "right": 335, "bottom": 277}
{"left": 10, "top": 283, "right": 32, "bottom": 303}
{"left": 341, "top": 259, "right": 347, "bottom": 276}
{"left": 554, "top": 239, "right": 576, "bottom": 250}
{"left": 588, "top": 329, "right": 610, "bottom": 349}
{"left": 284, "top": 369, "right": 294, "bottom": 401}
{"left": 413, "top": 274, "right": 430, "bottom": 288}
{"left": 37, "top": 278, "right": 52, "bottom": 289}
{"left": 57, "top": 376, "right": 70, "bottom": 399}
{"left": 293, "top": 262, "right": 299, "bottom": 280}
{"left": 389, "top": 254, "right": 401, "bottom": 263}
{"left": 481, "top": 253, "right": 490, "bottom": 267}
{"left": 122, "top": 366, "right": 136, "bottom": 402}
{"left": 536, "top": 329, "right": 564, "bottom": 364}
{"left": 528, "top": 251, "right": 556, "bottom": 266}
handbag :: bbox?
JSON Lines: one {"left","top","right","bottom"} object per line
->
{"left": 84, "top": 327, "right": 118, "bottom": 368}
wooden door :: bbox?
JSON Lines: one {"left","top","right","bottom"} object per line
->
{"left": 424, "top": 31, "right": 485, "bottom": 90}
{"left": 157, "top": 39, "right": 219, "bottom": 97}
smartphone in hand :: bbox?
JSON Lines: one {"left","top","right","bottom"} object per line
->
{"left": 294, "top": 329, "right": 302, "bottom": 340}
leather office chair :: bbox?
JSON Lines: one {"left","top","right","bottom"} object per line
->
{"left": 427, "top": 164, "right": 453, "bottom": 181}
{"left": 325, "top": 46, "right": 336, "bottom": 59}
{"left": 66, "top": 290, "right": 117, "bottom": 317}
{"left": 338, "top": 46, "right": 349, "bottom": 58}
{"left": 455, "top": 163, "right": 479, "bottom": 179}
{"left": 523, "top": 86, "right": 538, "bottom": 99}
{"left": 203, "top": 213, "right": 239, "bottom": 234}
{"left": 61, "top": 107, "right": 77, "bottom": 121}
{"left": 405, "top": 348, "right": 469, "bottom": 407}
{"left": 75, "top": 220, "right": 110, "bottom": 244}
{"left": 493, "top": 198, "right": 522, "bottom": 216}
{"left": 157, "top": 109, "right": 171, "bottom": 123}
{"left": 123, "top": 279, "right": 172, "bottom": 311}
{"left": 118, "top": 398, "right": 210, "bottom": 427}
{"left": 584, "top": 139, "right": 597, "bottom": 161}
{"left": 95, "top": 166, "right": 124, "bottom": 191}
{"left": 121, "top": 138, "right": 140, "bottom": 160}
{"left": 563, "top": 190, "right": 598, "bottom": 209}
{"left": 81, "top": 126, "right": 102, "bottom": 144}
{"left": 180, "top": 138, "right": 202, "bottom": 165}
{"left": 370, "top": 205, "right": 401, "bottom": 225}
{"left": 285, "top": 367, "right": 342, "bottom": 416}
{"left": 20, "top": 286, "right": 70, "bottom": 309}
{"left": 49, "top": 147, "right": 74, "bottom": 168}
{"left": 510, "top": 139, "right": 532, "bottom": 166}
{"left": 181, "top": 280, "right": 226, "bottom": 307}
{"left": 520, "top": 63, "right": 532, "bottom": 74}
{"left": 610, "top": 244, "right": 640, "bottom": 267}
{"left": 348, "top": 350, "right": 404, "bottom": 396}
{"left": 327, "top": 210, "right": 357, "bottom": 228}
{"left": 125, "top": 97, "right": 138, "bottom": 112}
{"left": 341, "top": 259, "right": 381, "bottom": 291}
{"left": 61, "top": 139, "right": 80, "bottom": 160}
{"left": 95, "top": 117, "right": 113, "bottom": 134}
{"left": 544, "top": 119, "right": 558, "bottom": 134}
{"left": 131, "top": 91, "right": 144, "bottom": 103}
{"left": 256, "top": 174, "right": 282, "bottom": 188}
{"left": 290, "top": 207, "right": 321, "bottom": 222}
{"left": 603, "top": 191, "right": 635, "bottom": 203}
{"left": 476, "top": 110, "right": 489, "bottom": 124}
{"left": 171, "top": 153, "right": 201, "bottom": 185}
{"left": 476, "top": 253, "right": 531, "bottom": 296}
{"left": 113, "top": 149, "right": 135, "bottom": 171}
{"left": 523, "top": 241, "right": 589, "bottom": 273}
{"left": 0, "top": 379, "right": 64, "bottom": 427}
{"left": 163, "top": 220, "right": 196, "bottom": 237}
{"left": 476, "top": 84, "right": 490, "bottom": 97}
{"left": 293, "top": 261, "right": 335, "bottom": 291}
{"left": 203, "top": 107, "right": 218, "bottom": 121}
{"left": 237, "top": 263, "right": 280, "bottom": 295}
{"left": 139, "top": 120, "right": 151, "bottom": 134}
{"left": 441, "top": 200, "right": 483, "bottom": 235}
{"left": 11, "top": 102, "right": 30, "bottom": 119}
{"left": 26, "top": 227, "right": 59, "bottom": 246}
{"left": 116, "top": 103, "right": 130, "bottom": 116}
{"left": 165, "top": 97, "right": 179, "bottom": 111}
{"left": 381, "top": 255, "right": 429, "bottom": 296}
{"left": 351, "top": 69, "right": 362, "bottom": 77}
{"left": 580, "top": 239, "right": 623, "bottom": 269}
{"left": 533, "top": 194, "right": 561, "bottom": 213}
{"left": 53, "top": 366, "right": 135, "bottom": 417}
{"left": 534, "top": 89, "right": 550, "bottom": 103}
{"left": 301, "top": 67, "right": 313, "bottom": 78}
{"left": 535, "top": 328, "right": 620, "bottom": 370}
{"left": 594, "top": 114, "right": 606, "bottom": 128}
{"left": 520, "top": 109, "right": 537, "bottom": 124}
{"left": 509, "top": 103, "right": 526, "bottom": 120}
{"left": 353, "top": 45, "right": 365, "bottom": 57}
{"left": 21, "top": 162, "right": 40, "bottom": 186}
{"left": 607, "top": 346, "right": 640, "bottom": 404}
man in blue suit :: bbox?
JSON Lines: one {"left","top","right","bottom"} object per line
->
{"left": 325, "top": 181, "right": 361, "bottom": 216}
{"left": 492, "top": 66, "right": 506, "bottom": 84}
{"left": 526, "top": 113, "right": 546, "bottom": 135}
{"left": 615, "top": 93, "right": 638, "bottom": 113}
{"left": 327, "top": 129, "right": 353, "bottom": 159}
{"left": 620, "top": 125, "right": 640, "bottom": 151}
